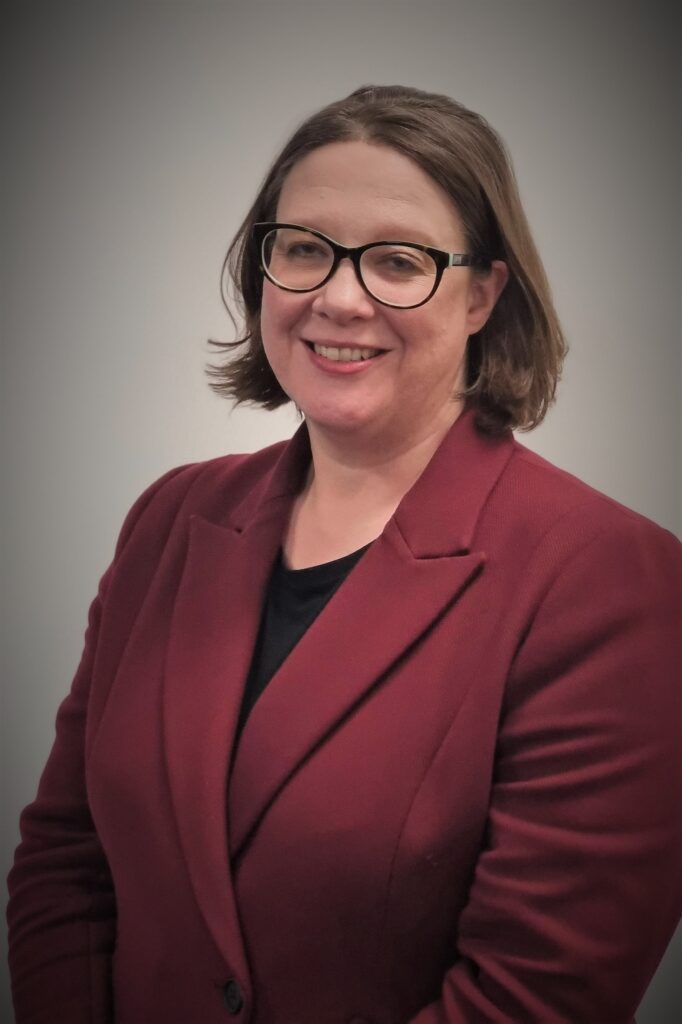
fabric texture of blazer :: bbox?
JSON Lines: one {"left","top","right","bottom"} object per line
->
{"left": 7, "top": 410, "right": 682, "bottom": 1024}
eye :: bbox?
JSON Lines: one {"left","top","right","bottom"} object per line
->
{"left": 382, "top": 253, "right": 421, "bottom": 273}
{"left": 279, "top": 240, "right": 329, "bottom": 262}
{"left": 274, "top": 234, "right": 331, "bottom": 262}
{"left": 365, "top": 245, "right": 432, "bottom": 277}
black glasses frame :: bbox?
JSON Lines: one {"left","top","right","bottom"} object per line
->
{"left": 253, "top": 222, "right": 492, "bottom": 309}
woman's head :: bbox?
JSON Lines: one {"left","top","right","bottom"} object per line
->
{"left": 209, "top": 84, "right": 566, "bottom": 435}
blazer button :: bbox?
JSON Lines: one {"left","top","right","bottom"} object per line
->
{"left": 223, "top": 978, "right": 244, "bottom": 1014}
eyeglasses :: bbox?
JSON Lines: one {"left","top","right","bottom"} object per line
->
{"left": 253, "top": 222, "right": 492, "bottom": 309}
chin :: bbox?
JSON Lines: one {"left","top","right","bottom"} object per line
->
{"left": 302, "top": 400, "right": 381, "bottom": 436}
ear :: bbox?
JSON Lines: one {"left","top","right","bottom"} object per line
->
{"left": 465, "top": 260, "right": 509, "bottom": 334}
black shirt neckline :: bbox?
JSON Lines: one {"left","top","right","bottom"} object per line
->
{"left": 277, "top": 543, "right": 372, "bottom": 591}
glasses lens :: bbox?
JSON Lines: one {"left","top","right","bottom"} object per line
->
{"left": 360, "top": 244, "right": 438, "bottom": 307}
{"left": 262, "top": 227, "right": 334, "bottom": 291}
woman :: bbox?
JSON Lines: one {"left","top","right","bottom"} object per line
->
{"left": 7, "top": 85, "right": 681, "bottom": 1023}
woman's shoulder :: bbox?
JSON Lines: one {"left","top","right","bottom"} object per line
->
{"left": 501, "top": 435, "right": 679, "bottom": 546}
{"left": 474, "top": 435, "right": 681, "bottom": 592}
{"left": 482, "top": 439, "right": 679, "bottom": 681}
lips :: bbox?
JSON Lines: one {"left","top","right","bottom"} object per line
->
{"left": 304, "top": 340, "right": 387, "bottom": 363}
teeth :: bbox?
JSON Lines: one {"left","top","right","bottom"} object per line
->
{"left": 313, "top": 344, "right": 379, "bottom": 362}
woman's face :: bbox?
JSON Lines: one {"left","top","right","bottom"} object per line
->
{"left": 260, "top": 140, "right": 507, "bottom": 454}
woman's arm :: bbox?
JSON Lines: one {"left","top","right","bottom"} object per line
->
{"left": 408, "top": 513, "right": 682, "bottom": 1023}
{"left": 6, "top": 465, "right": 192, "bottom": 1024}
{"left": 7, "top": 566, "right": 117, "bottom": 1023}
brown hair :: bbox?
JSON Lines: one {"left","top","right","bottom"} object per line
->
{"left": 207, "top": 84, "right": 567, "bottom": 433}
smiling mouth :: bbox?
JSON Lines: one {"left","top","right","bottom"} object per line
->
{"left": 306, "top": 342, "right": 384, "bottom": 363}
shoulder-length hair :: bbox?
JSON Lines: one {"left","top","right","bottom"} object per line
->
{"left": 207, "top": 84, "right": 566, "bottom": 434}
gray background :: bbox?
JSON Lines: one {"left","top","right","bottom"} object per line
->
{"left": 2, "top": 1, "right": 680, "bottom": 1020}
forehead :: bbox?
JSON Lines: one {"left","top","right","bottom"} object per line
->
{"left": 276, "top": 140, "right": 463, "bottom": 246}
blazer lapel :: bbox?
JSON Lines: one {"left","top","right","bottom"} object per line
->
{"left": 227, "top": 525, "right": 484, "bottom": 860}
{"left": 228, "top": 411, "right": 515, "bottom": 860}
{"left": 162, "top": 429, "right": 310, "bottom": 969}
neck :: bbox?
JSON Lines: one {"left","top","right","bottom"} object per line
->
{"left": 307, "top": 410, "right": 461, "bottom": 502}
{"left": 284, "top": 407, "right": 462, "bottom": 568}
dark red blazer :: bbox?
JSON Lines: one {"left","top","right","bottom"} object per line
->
{"left": 7, "top": 411, "right": 682, "bottom": 1023}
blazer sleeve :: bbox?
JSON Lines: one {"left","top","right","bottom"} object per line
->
{"left": 408, "top": 510, "right": 682, "bottom": 1024}
{"left": 6, "top": 464, "right": 193, "bottom": 1024}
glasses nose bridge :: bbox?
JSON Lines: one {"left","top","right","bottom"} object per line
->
{"left": 327, "top": 241, "right": 366, "bottom": 292}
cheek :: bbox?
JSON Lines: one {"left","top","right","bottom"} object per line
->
{"left": 259, "top": 284, "right": 282, "bottom": 342}
{"left": 399, "top": 308, "right": 467, "bottom": 361}
{"left": 403, "top": 317, "right": 470, "bottom": 397}
{"left": 260, "top": 284, "right": 307, "bottom": 351}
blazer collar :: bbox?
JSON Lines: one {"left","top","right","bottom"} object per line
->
{"left": 392, "top": 408, "right": 514, "bottom": 557}
{"left": 226, "top": 423, "right": 311, "bottom": 532}
{"left": 223, "top": 407, "right": 514, "bottom": 557}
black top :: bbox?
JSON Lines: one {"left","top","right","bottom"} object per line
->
{"left": 235, "top": 544, "right": 370, "bottom": 743}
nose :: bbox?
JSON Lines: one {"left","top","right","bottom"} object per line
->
{"left": 310, "top": 257, "right": 375, "bottom": 321}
